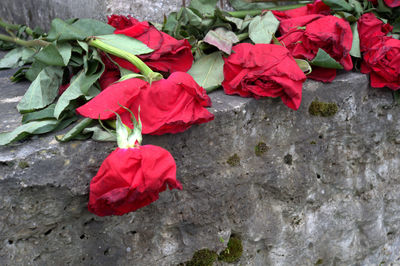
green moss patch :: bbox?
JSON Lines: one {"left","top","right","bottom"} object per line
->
{"left": 186, "top": 249, "right": 218, "bottom": 266}
{"left": 218, "top": 236, "right": 243, "bottom": 263}
{"left": 255, "top": 142, "right": 269, "bottom": 156}
{"left": 18, "top": 161, "right": 29, "bottom": 169}
{"left": 227, "top": 154, "right": 240, "bottom": 167}
{"left": 308, "top": 100, "right": 338, "bottom": 117}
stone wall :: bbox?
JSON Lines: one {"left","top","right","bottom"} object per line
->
{"left": 1, "top": 53, "right": 400, "bottom": 264}
{"left": 0, "top": 0, "right": 229, "bottom": 30}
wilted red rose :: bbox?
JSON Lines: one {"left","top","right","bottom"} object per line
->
{"left": 368, "top": 0, "right": 400, "bottom": 7}
{"left": 222, "top": 43, "right": 306, "bottom": 110}
{"left": 358, "top": 13, "right": 393, "bottom": 52}
{"left": 76, "top": 72, "right": 214, "bottom": 135}
{"left": 278, "top": 15, "right": 353, "bottom": 82}
{"left": 361, "top": 36, "right": 400, "bottom": 90}
{"left": 269, "top": 0, "right": 330, "bottom": 21}
{"left": 107, "top": 15, "right": 193, "bottom": 73}
{"left": 88, "top": 145, "right": 182, "bottom": 216}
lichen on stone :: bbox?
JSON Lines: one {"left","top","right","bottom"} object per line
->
{"left": 227, "top": 154, "right": 240, "bottom": 166}
{"left": 185, "top": 249, "right": 218, "bottom": 266}
{"left": 308, "top": 100, "right": 338, "bottom": 117}
{"left": 255, "top": 142, "right": 269, "bottom": 156}
{"left": 218, "top": 236, "right": 243, "bottom": 263}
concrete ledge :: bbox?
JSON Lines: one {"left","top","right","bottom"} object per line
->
{"left": 1, "top": 50, "right": 400, "bottom": 264}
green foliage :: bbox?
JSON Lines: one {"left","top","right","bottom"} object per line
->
{"left": 17, "top": 66, "right": 63, "bottom": 113}
{"left": 310, "top": 49, "right": 344, "bottom": 69}
{"left": 186, "top": 249, "right": 218, "bottom": 266}
{"left": 95, "top": 34, "right": 154, "bottom": 55}
{"left": 248, "top": 11, "right": 280, "bottom": 44}
{"left": 0, "top": 47, "right": 35, "bottom": 69}
{"left": 218, "top": 236, "right": 243, "bottom": 263}
{"left": 189, "top": 0, "right": 218, "bottom": 15}
{"left": 34, "top": 42, "right": 72, "bottom": 66}
{"left": 228, "top": 0, "right": 275, "bottom": 11}
{"left": 0, "top": 117, "right": 76, "bottom": 145}
{"left": 56, "top": 118, "right": 93, "bottom": 142}
{"left": 203, "top": 27, "right": 239, "bottom": 54}
{"left": 350, "top": 22, "right": 361, "bottom": 58}
{"left": 54, "top": 49, "right": 104, "bottom": 119}
{"left": 21, "top": 104, "right": 56, "bottom": 124}
{"left": 308, "top": 100, "right": 339, "bottom": 117}
{"left": 47, "top": 18, "right": 115, "bottom": 41}
{"left": 187, "top": 51, "right": 224, "bottom": 92}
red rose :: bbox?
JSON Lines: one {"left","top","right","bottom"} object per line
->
{"left": 88, "top": 145, "right": 182, "bottom": 216}
{"left": 361, "top": 36, "right": 400, "bottom": 90}
{"left": 222, "top": 43, "right": 306, "bottom": 110}
{"left": 384, "top": 0, "right": 400, "bottom": 7}
{"left": 270, "top": 0, "right": 330, "bottom": 21}
{"left": 278, "top": 15, "right": 353, "bottom": 82}
{"left": 368, "top": 0, "right": 400, "bottom": 7}
{"left": 76, "top": 72, "right": 214, "bottom": 135}
{"left": 107, "top": 15, "right": 193, "bottom": 73}
{"left": 358, "top": 13, "right": 393, "bottom": 52}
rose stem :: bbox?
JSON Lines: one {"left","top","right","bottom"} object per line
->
{"left": 88, "top": 38, "right": 162, "bottom": 82}
{"left": 0, "top": 19, "right": 35, "bottom": 36}
{"left": 227, "top": 3, "right": 311, "bottom": 18}
{"left": 236, "top": 32, "right": 249, "bottom": 41}
{"left": 0, "top": 33, "right": 49, "bottom": 47}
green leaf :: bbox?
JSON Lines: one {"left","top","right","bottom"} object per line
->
{"left": 322, "top": 0, "right": 353, "bottom": 12}
{"left": 17, "top": 66, "right": 63, "bottom": 113}
{"left": 10, "top": 67, "right": 29, "bottom": 82}
{"left": 47, "top": 18, "right": 115, "bottom": 41}
{"left": 229, "top": 0, "right": 276, "bottom": 10}
{"left": 34, "top": 43, "right": 71, "bottom": 66}
{"left": 25, "top": 60, "right": 46, "bottom": 82}
{"left": 310, "top": 49, "right": 344, "bottom": 69}
{"left": 377, "top": 0, "right": 392, "bottom": 13}
{"left": 58, "top": 42, "right": 72, "bottom": 65}
{"left": 189, "top": 0, "right": 218, "bottom": 15}
{"left": 188, "top": 51, "right": 224, "bottom": 92}
{"left": 163, "top": 12, "right": 180, "bottom": 36}
{"left": 54, "top": 50, "right": 105, "bottom": 119}
{"left": 349, "top": 0, "right": 363, "bottom": 17}
{"left": 203, "top": 27, "right": 239, "bottom": 54}
{"left": 22, "top": 104, "right": 56, "bottom": 123}
{"left": 350, "top": 22, "right": 361, "bottom": 58}
{"left": 295, "top": 59, "right": 312, "bottom": 75}
{"left": 224, "top": 16, "right": 243, "bottom": 30}
{"left": 178, "top": 7, "right": 204, "bottom": 28}
{"left": 56, "top": 118, "right": 93, "bottom": 142}
{"left": 95, "top": 34, "right": 153, "bottom": 55}
{"left": 0, "top": 47, "right": 24, "bottom": 69}
{"left": 83, "top": 125, "right": 116, "bottom": 142}
{"left": 0, "top": 120, "right": 58, "bottom": 145}
{"left": 249, "top": 11, "right": 280, "bottom": 44}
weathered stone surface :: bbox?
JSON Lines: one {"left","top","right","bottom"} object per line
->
{"left": 0, "top": 0, "right": 231, "bottom": 30}
{"left": 1, "top": 46, "right": 400, "bottom": 265}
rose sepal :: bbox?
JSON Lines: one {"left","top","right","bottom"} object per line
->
{"left": 115, "top": 106, "right": 142, "bottom": 149}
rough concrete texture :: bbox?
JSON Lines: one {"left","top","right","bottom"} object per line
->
{"left": 1, "top": 49, "right": 400, "bottom": 265}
